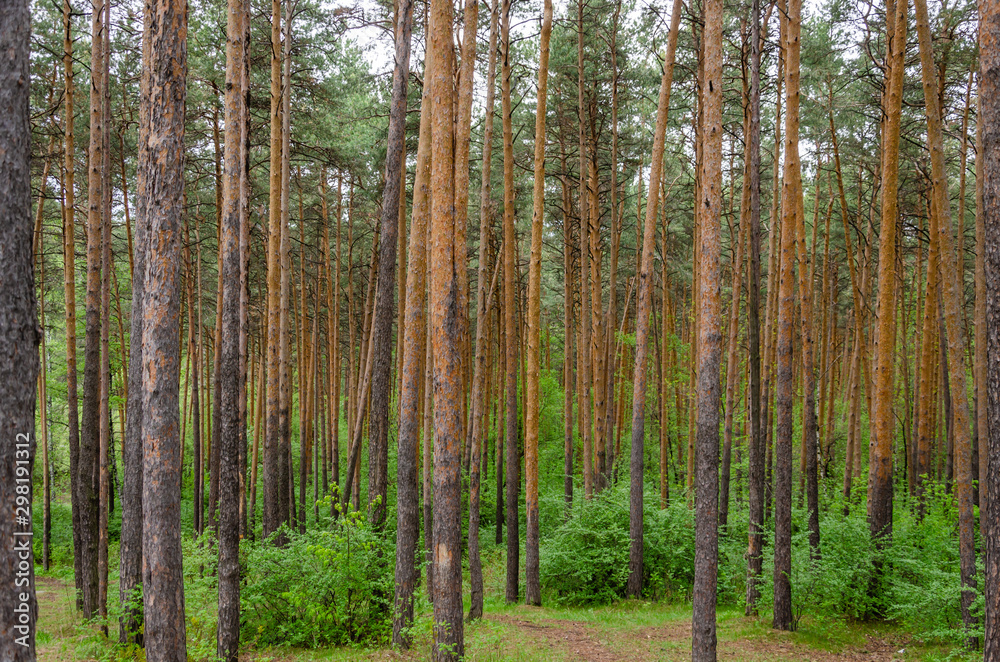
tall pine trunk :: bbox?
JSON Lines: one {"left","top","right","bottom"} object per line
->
{"left": 524, "top": 0, "right": 552, "bottom": 606}
{"left": 62, "top": 0, "right": 84, "bottom": 607}
{"left": 576, "top": 0, "right": 593, "bottom": 499}
{"left": 392, "top": 64, "right": 431, "bottom": 648}
{"left": 773, "top": 0, "right": 801, "bottom": 629}
{"left": 913, "top": 0, "right": 976, "bottom": 637}
{"left": 691, "top": 0, "right": 723, "bottom": 652}
{"left": 263, "top": 0, "right": 285, "bottom": 540}
{"left": 626, "top": 0, "right": 682, "bottom": 597}
{"left": 138, "top": 0, "right": 189, "bottom": 652}
{"left": 501, "top": 0, "right": 520, "bottom": 604}
{"left": 368, "top": 0, "right": 414, "bottom": 531}
{"left": 0, "top": 0, "right": 39, "bottom": 654}
{"left": 982, "top": 0, "right": 1000, "bottom": 654}
{"left": 469, "top": 0, "right": 500, "bottom": 619}
{"left": 744, "top": 0, "right": 764, "bottom": 614}
{"left": 427, "top": 0, "right": 464, "bottom": 651}
{"left": 79, "top": 0, "right": 107, "bottom": 618}
{"left": 867, "top": 0, "right": 907, "bottom": 582}
{"left": 217, "top": 0, "right": 248, "bottom": 652}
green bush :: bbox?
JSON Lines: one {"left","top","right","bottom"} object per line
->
{"left": 539, "top": 484, "right": 695, "bottom": 605}
{"left": 240, "top": 512, "right": 393, "bottom": 648}
{"left": 539, "top": 488, "right": 632, "bottom": 604}
{"left": 642, "top": 497, "right": 696, "bottom": 600}
{"left": 886, "top": 483, "right": 981, "bottom": 643}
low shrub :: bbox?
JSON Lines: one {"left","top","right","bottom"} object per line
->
{"left": 539, "top": 483, "right": 695, "bottom": 604}
{"left": 539, "top": 488, "right": 632, "bottom": 604}
{"left": 240, "top": 511, "right": 393, "bottom": 648}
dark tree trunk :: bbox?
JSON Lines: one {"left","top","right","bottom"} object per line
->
{"left": 138, "top": 0, "right": 189, "bottom": 655}
{"left": 626, "top": 2, "right": 681, "bottom": 597}
{"left": 773, "top": 0, "right": 802, "bottom": 629}
{"left": 119, "top": 44, "right": 148, "bottom": 641}
{"left": 392, "top": 65, "right": 430, "bottom": 648}
{"left": 469, "top": 0, "right": 499, "bottom": 620}
{"left": 495, "top": 317, "right": 504, "bottom": 547}
{"left": 523, "top": 0, "right": 552, "bottom": 607}
{"left": 500, "top": 0, "right": 519, "bottom": 605}
{"left": 79, "top": 0, "right": 107, "bottom": 619}
{"left": 61, "top": 0, "right": 84, "bottom": 608}
{"left": 745, "top": 0, "right": 764, "bottom": 616}
{"left": 368, "top": 0, "right": 414, "bottom": 532}
{"left": 983, "top": 0, "right": 1000, "bottom": 654}
{"left": 262, "top": 0, "right": 286, "bottom": 542}
{"left": 0, "top": 1, "right": 39, "bottom": 654}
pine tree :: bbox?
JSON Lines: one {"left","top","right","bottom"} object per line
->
{"left": 0, "top": 0, "right": 39, "bottom": 655}
{"left": 137, "top": 0, "right": 189, "bottom": 653}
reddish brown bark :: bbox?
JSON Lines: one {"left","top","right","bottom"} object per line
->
{"left": 692, "top": 0, "right": 723, "bottom": 652}
{"left": 868, "top": 0, "right": 907, "bottom": 560}
{"left": 913, "top": 0, "right": 976, "bottom": 635}
{"left": 427, "top": 0, "right": 464, "bottom": 650}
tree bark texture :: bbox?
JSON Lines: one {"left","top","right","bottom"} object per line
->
{"left": 217, "top": 0, "right": 247, "bottom": 653}
{"left": 392, "top": 69, "right": 430, "bottom": 649}
{"left": 427, "top": 0, "right": 464, "bottom": 652}
{"left": 79, "top": 0, "right": 107, "bottom": 619}
{"left": 744, "top": 0, "right": 764, "bottom": 615}
{"left": 692, "top": 0, "right": 723, "bottom": 653}
{"left": 369, "top": 0, "right": 414, "bottom": 531}
{"left": 982, "top": 1, "right": 1000, "bottom": 656}
{"left": 501, "top": 0, "right": 520, "bottom": 605}
{"left": 867, "top": 0, "right": 907, "bottom": 561}
{"left": 0, "top": 0, "right": 39, "bottom": 654}
{"left": 524, "top": 0, "right": 552, "bottom": 607}
{"left": 138, "top": 0, "right": 189, "bottom": 655}
{"left": 773, "top": 0, "right": 801, "bottom": 630}
{"left": 912, "top": 0, "right": 977, "bottom": 637}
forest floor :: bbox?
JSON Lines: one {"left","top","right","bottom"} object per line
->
{"left": 34, "top": 571, "right": 965, "bottom": 662}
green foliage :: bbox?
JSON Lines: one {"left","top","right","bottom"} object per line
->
{"left": 240, "top": 514, "right": 393, "bottom": 648}
{"left": 886, "top": 484, "right": 982, "bottom": 644}
{"left": 735, "top": 487, "right": 980, "bottom": 646}
{"left": 539, "top": 488, "right": 632, "bottom": 604}
{"left": 33, "top": 500, "right": 75, "bottom": 569}
{"left": 539, "top": 483, "right": 695, "bottom": 605}
{"left": 642, "top": 497, "right": 697, "bottom": 601}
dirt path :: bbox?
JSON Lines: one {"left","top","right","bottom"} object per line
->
{"left": 488, "top": 614, "right": 622, "bottom": 662}
{"left": 36, "top": 574, "right": 82, "bottom": 662}
{"left": 490, "top": 613, "right": 907, "bottom": 662}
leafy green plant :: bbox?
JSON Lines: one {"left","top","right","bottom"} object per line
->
{"left": 240, "top": 512, "right": 393, "bottom": 648}
{"left": 539, "top": 484, "right": 695, "bottom": 604}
